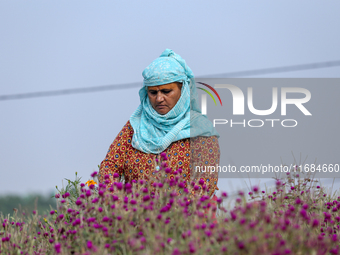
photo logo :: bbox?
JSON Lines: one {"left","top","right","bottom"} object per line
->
{"left": 197, "top": 81, "right": 312, "bottom": 128}
{"left": 197, "top": 82, "right": 222, "bottom": 115}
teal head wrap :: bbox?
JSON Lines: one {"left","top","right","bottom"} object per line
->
{"left": 130, "top": 49, "right": 219, "bottom": 154}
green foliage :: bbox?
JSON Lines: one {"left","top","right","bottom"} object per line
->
{"left": 55, "top": 172, "right": 82, "bottom": 205}
{"left": 0, "top": 194, "right": 55, "bottom": 217}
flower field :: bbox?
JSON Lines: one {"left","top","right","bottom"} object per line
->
{"left": 1, "top": 156, "right": 340, "bottom": 254}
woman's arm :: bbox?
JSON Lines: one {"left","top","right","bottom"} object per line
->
{"left": 98, "top": 121, "right": 132, "bottom": 185}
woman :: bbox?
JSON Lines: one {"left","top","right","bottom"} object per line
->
{"left": 99, "top": 49, "right": 220, "bottom": 197}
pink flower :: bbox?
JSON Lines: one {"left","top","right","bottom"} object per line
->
{"left": 54, "top": 243, "right": 61, "bottom": 254}
{"left": 87, "top": 240, "right": 93, "bottom": 249}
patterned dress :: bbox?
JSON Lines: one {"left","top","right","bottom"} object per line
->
{"left": 99, "top": 121, "right": 220, "bottom": 197}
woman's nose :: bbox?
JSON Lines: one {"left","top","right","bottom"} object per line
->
{"left": 156, "top": 92, "right": 164, "bottom": 102}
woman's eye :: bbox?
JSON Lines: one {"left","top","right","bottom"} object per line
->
{"left": 149, "top": 91, "right": 157, "bottom": 95}
{"left": 162, "top": 90, "right": 171, "bottom": 94}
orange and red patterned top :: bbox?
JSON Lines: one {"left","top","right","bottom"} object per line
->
{"left": 99, "top": 121, "right": 220, "bottom": 197}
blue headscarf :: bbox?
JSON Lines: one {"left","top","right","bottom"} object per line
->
{"left": 130, "top": 49, "right": 219, "bottom": 154}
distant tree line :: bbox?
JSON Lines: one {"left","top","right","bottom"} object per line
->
{"left": 0, "top": 194, "right": 56, "bottom": 217}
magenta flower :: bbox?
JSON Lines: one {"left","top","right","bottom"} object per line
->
{"left": 116, "top": 183, "right": 123, "bottom": 190}
{"left": 87, "top": 240, "right": 93, "bottom": 249}
{"left": 238, "top": 241, "right": 245, "bottom": 250}
{"left": 91, "top": 171, "right": 98, "bottom": 177}
{"left": 54, "top": 243, "right": 61, "bottom": 254}
{"left": 172, "top": 248, "right": 181, "bottom": 255}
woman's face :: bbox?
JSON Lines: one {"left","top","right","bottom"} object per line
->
{"left": 147, "top": 82, "right": 182, "bottom": 115}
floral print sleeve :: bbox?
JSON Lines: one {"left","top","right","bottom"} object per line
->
{"left": 98, "top": 121, "right": 132, "bottom": 184}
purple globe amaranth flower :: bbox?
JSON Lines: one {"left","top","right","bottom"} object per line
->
{"left": 198, "top": 178, "right": 205, "bottom": 185}
{"left": 86, "top": 190, "right": 92, "bottom": 197}
{"left": 50, "top": 210, "right": 55, "bottom": 215}
{"left": 238, "top": 241, "right": 245, "bottom": 250}
{"left": 55, "top": 194, "right": 60, "bottom": 199}
{"left": 205, "top": 230, "right": 212, "bottom": 237}
{"left": 290, "top": 186, "right": 295, "bottom": 190}
{"left": 116, "top": 182, "right": 123, "bottom": 190}
{"left": 284, "top": 248, "right": 292, "bottom": 254}
{"left": 252, "top": 186, "right": 259, "bottom": 193}
{"left": 189, "top": 244, "right": 196, "bottom": 254}
{"left": 178, "top": 182, "right": 185, "bottom": 188}
{"left": 160, "top": 152, "right": 167, "bottom": 160}
{"left": 143, "top": 195, "right": 150, "bottom": 202}
{"left": 230, "top": 211, "right": 237, "bottom": 221}
{"left": 98, "top": 207, "right": 103, "bottom": 213}
{"left": 172, "top": 248, "right": 181, "bottom": 255}
{"left": 75, "top": 200, "right": 82, "bottom": 206}
{"left": 112, "top": 172, "right": 119, "bottom": 178}
{"left": 91, "top": 171, "right": 98, "bottom": 177}
{"left": 295, "top": 198, "right": 301, "bottom": 204}
{"left": 330, "top": 247, "right": 339, "bottom": 254}
{"left": 324, "top": 211, "right": 332, "bottom": 220}
{"left": 54, "top": 243, "right": 61, "bottom": 254}
{"left": 332, "top": 234, "right": 338, "bottom": 242}
{"left": 87, "top": 240, "right": 93, "bottom": 249}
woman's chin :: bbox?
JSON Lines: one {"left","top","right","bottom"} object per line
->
{"left": 156, "top": 110, "right": 169, "bottom": 115}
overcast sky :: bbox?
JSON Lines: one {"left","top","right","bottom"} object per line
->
{"left": 1, "top": 1, "right": 340, "bottom": 196}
